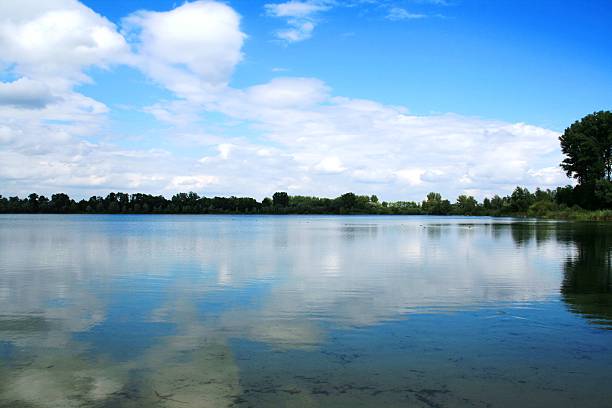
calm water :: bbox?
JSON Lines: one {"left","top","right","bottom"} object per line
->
{"left": 0, "top": 215, "right": 611, "bottom": 407}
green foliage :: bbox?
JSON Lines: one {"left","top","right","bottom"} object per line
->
{"left": 422, "top": 192, "right": 451, "bottom": 215}
{"left": 594, "top": 180, "right": 612, "bottom": 208}
{"left": 560, "top": 111, "right": 612, "bottom": 185}
{"left": 509, "top": 187, "right": 535, "bottom": 212}
{"left": 455, "top": 195, "right": 478, "bottom": 215}
{"left": 555, "top": 111, "right": 612, "bottom": 210}
{"left": 490, "top": 195, "right": 506, "bottom": 212}
{"left": 0, "top": 191, "right": 420, "bottom": 215}
{"left": 388, "top": 201, "right": 421, "bottom": 215}
{"left": 0, "top": 184, "right": 609, "bottom": 219}
{"left": 527, "top": 200, "right": 557, "bottom": 217}
{"left": 555, "top": 185, "right": 577, "bottom": 207}
{"left": 272, "top": 192, "right": 289, "bottom": 207}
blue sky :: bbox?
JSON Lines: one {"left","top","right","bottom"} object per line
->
{"left": 0, "top": 0, "right": 611, "bottom": 199}
{"left": 81, "top": 0, "right": 612, "bottom": 130}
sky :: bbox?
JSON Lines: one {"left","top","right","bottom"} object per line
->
{"left": 0, "top": 0, "right": 611, "bottom": 201}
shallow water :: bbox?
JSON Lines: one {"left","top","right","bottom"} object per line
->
{"left": 0, "top": 214, "right": 611, "bottom": 407}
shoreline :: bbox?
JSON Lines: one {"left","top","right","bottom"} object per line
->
{"left": 2, "top": 211, "right": 611, "bottom": 221}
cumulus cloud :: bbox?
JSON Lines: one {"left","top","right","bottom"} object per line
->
{"left": 0, "top": 0, "right": 129, "bottom": 87}
{"left": 122, "top": 1, "right": 245, "bottom": 99}
{"left": 203, "top": 81, "right": 564, "bottom": 198}
{"left": 0, "top": 78, "right": 56, "bottom": 109}
{"left": 145, "top": 79, "right": 565, "bottom": 199}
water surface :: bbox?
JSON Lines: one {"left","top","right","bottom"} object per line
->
{"left": 0, "top": 215, "right": 611, "bottom": 407}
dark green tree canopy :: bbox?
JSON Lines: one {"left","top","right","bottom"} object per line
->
{"left": 560, "top": 111, "right": 612, "bottom": 185}
{"left": 272, "top": 191, "right": 290, "bottom": 207}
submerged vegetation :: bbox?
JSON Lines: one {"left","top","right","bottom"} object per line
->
{"left": 2, "top": 111, "right": 611, "bottom": 219}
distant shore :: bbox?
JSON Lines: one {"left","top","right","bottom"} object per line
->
{"left": 1, "top": 211, "right": 611, "bottom": 221}
{"left": 2, "top": 190, "right": 611, "bottom": 221}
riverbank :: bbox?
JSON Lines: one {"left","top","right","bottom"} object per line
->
{"left": 536, "top": 209, "right": 612, "bottom": 221}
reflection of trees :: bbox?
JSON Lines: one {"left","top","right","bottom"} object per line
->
{"left": 501, "top": 221, "right": 612, "bottom": 328}
{"left": 559, "top": 224, "right": 612, "bottom": 328}
{"left": 425, "top": 224, "right": 442, "bottom": 240}
{"left": 501, "top": 222, "right": 554, "bottom": 247}
{"left": 511, "top": 223, "right": 535, "bottom": 246}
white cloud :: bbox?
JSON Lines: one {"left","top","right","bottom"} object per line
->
{"left": 528, "top": 166, "right": 569, "bottom": 186}
{"left": 416, "top": 0, "right": 449, "bottom": 5}
{"left": 122, "top": 1, "right": 245, "bottom": 99}
{"left": 314, "top": 156, "right": 346, "bottom": 174}
{"left": 0, "top": 125, "right": 16, "bottom": 144}
{"left": 197, "top": 79, "right": 565, "bottom": 199}
{"left": 133, "top": 67, "right": 566, "bottom": 199}
{"left": 244, "top": 77, "right": 329, "bottom": 108}
{"left": 264, "top": 1, "right": 438, "bottom": 42}
{"left": 276, "top": 20, "right": 316, "bottom": 42}
{"left": 386, "top": 7, "right": 427, "bottom": 20}
{"left": 217, "top": 143, "right": 234, "bottom": 160}
{"left": 265, "top": 1, "right": 330, "bottom": 42}
{"left": 168, "top": 175, "right": 219, "bottom": 191}
{"left": 0, "top": 0, "right": 129, "bottom": 87}
{"left": 396, "top": 169, "right": 426, "bottom": 186}
{"left": 265, "top": 1, "right": 329, "bottom": 18}
{"left": 351, "top": 168, "right": 395, "bottom": 184}
{"left": 0, "top": 78, "right": 56, "bottom": 109}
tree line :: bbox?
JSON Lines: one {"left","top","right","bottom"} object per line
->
{"left": 0, "top": 186, "right": 589, "bottom": 216}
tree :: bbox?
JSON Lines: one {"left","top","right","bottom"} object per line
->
{"left": 422, "top": 192, "right": 451, "bottom": 215}
{"left": 560, "top": 111, "right": 612, "bottom": 185}
{"left": 272, "top": 192, "right": 289, "bottom": 207}
{"left": 508, "top": 187, "right": 534, "bottom": 212}
{"left": 490, "top": 195, "right": 505, "bottom": 211}
{"left": 555, "top": 185, "right": 576, "bottom": 207}
{"left": 28, "top": 193, "right": 39, "bottom": 211}
{"left": 50, "top": 193, "right": 72, "bottom": 213}
{"left": 455, "top": 195, "right": 478, "bottom": 215}
{"left": 594, "top": 179, "right": 612, "bottom": 208}
{"left": 338, "top": 192, "right": 357, "bottom": 210}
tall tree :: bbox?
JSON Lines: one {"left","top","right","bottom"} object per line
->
{"left": 560, "top": 111, "right": 612, "bottom": 185}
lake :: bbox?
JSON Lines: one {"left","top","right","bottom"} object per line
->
{"left": 0, "top": 214, "right": 611, "bottom": 407}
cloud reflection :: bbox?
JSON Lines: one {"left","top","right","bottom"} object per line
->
{"left": 2, "top": 215, "right": 611, "bottom": 406}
